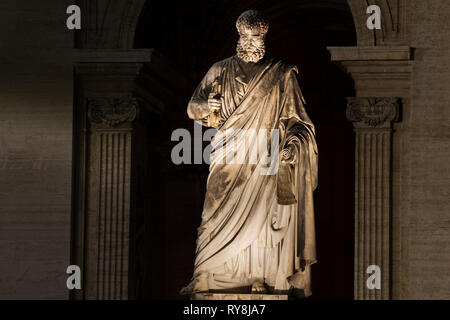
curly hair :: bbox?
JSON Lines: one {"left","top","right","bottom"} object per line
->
{"left": 235, "top": 9, "right": 269, "bottom": 35}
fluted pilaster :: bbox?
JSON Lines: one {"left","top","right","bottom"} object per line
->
{"left": 84, "top": 97, "right": 137, "bottom": 300}
{"left": 347, "top": 97, "right": 400, "bottom": 300}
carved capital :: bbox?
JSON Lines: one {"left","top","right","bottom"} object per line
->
{"left": 87, "top": 97, "right": 138, "bottom": 127}
{"left": 347, "top": 98, "right": 400, "bottom": 129}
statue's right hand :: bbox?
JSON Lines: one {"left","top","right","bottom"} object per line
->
{"left": 208, "top": 92, "right": 223, "bottom": 112}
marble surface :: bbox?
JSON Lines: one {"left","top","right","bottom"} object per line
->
{"left": 192, "top": 293, "right": 289, "bottom": 300}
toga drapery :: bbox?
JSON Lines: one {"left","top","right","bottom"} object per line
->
{"left": 181, "top": 55, "right": 318, "bottom": 296}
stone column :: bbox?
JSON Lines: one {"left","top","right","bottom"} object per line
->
{"left": 72, "top": 49, "right": 188, "bottom": 300}
{"left": 72, "top": 51, "right": 148, "bottom": 300}
{"left": 328, "top": 46, "right": 412, "bottom": 300}
{"left": 347, "top": 97, "right": 400, "bottom": 300}
{"left": 85, "top": 97, "right": 137, "bottom": 299}
{"left": 72, "top": 53, "right": 146, "bottom": 299}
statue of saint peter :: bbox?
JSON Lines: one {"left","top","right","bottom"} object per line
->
{"left": 181, "top": 9, "right": 318, "bottom": 297}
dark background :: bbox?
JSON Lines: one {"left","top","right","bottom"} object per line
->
{"left": 131, "top": 0, "right": 356, "bottom": 299}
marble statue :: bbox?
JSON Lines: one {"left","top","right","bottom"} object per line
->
{"left": 180, "top": 9, "right": 318, "bottom": 298}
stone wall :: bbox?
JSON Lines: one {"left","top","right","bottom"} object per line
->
{"left": 393, "top": 0, "right": 450, "bottom": 299}
{"left": 0, "top": 0, "right": 73, "bottom": 299}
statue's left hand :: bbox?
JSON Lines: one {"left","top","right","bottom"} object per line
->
{"left": 281, "top": 143, "right": 296, "bottom": 164}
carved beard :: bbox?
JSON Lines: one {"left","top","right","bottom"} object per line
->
{"left": 236, "top": 38, "right": 266, "bottom": 63}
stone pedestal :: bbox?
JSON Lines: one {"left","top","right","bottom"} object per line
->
{"left": 192, "top": 293, "right": 288, "bottom": 300}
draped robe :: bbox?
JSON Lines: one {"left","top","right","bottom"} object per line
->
{"left": 181, "top": 55, "right": 318, "bottom": 296}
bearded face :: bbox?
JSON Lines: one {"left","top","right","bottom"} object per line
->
{"left": 236, "top": 27, "right": 266, "bottom": 63}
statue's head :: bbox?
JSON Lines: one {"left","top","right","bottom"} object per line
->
{"left": 236, "top": 10, "right": 269, "bottom": 63}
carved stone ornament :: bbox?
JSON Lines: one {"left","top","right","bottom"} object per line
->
{"left": 347, "top": 98, "right": 400, "bottom": 128}
{"left": 88, "top": 97, "right": 138, "bottom": 127}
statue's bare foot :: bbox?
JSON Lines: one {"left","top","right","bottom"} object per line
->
{"left": 251, "top": 281, "right": 268, "bottom": 294}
